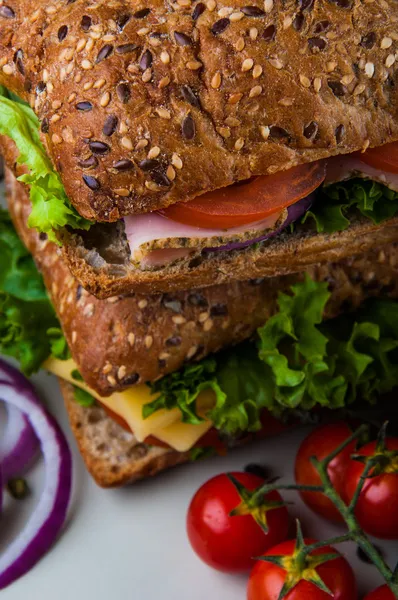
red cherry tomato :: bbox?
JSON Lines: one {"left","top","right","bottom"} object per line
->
{"left": 358, "top": 141, "right": 398, "bottom": 174}
{"left": 295, "top": 423, "right": 356, "bottom": 522}
{"left": 363, "top": 586, "right": 395, "bottom": 600}
{"left": 159, "top": 162, "right": 326, "bottom": 229}
{"left": 345, "top": 438, "right": 398, "bottom": 539}
{"left": 186, "top": 472, "right": 289, "bottom": 573}
{"left": 247, "top": 538, "right": 357, "bottom": 600}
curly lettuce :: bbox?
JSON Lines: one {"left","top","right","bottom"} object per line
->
{"left": 0, "top": 89, "right": 92, "bottom": 243}
{"left": 302, "top": 179, "right": 398, "bottom": 234}
{"left": 147, "top": 276, "right": 398, "bottom": 436}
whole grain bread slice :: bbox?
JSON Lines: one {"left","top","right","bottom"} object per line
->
{"left": 7, "top": 168, "right": 398, "bottom": 398}
{"left": 0, "top": 1, "right": 397, "bottom": 221}
{"left": 59, "top": 379, "right": 190, "bottom": 488}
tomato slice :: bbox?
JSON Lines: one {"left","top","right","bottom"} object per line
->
{"left": 159, "top": 162, "right": 326, "bottom": 229}
{"left": 358, "top": 141, "right": 398, "bottom": 174}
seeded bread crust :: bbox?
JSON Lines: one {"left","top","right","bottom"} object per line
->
{"left": 59, "top": 379, "right": 189, "bottom": 487}
{"left": 0, "top": 0, "right": 397, "bottom": 221}
{"left": 7, "top": 168, "right": 398, "bottom": 397}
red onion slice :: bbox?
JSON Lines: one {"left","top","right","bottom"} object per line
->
{"left": 203, "top": 194, "right": 314, "bottom": 253}
{"left": 1, "top": 404, "right": 39, "bottom": 480}
{"left": 0, "top": 360, "right": 72, "bottom": 590}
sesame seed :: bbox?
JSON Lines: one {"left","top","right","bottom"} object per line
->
{"left": 217, "top": 127, "right": 231, "bottom": 138}
{"left": 203, "top": 318, "right": 213, "bottom": 332}
{"left": 230, "top": 11, "right": 244, "bottom": 21}
{"left": 72, "top": 331, "right": 77, "bottom": 344}
{"left": 128, "top": 333, "right": 135, "bottom": 346}
{"left": 47, "top": 82, "right": 54, "bottom": 93}
{"left": 2, "top": 64, "right": 13, "bottom": 75}
{"left": 137, "top": 27, "right": 150, "bottom": 36}
{"left": 156, "top": 107, "right": 171, "bottom": 119}
{"left": 172, "top": 315, "right": 187, "bottom": 324}
{"left": 249, "top": 28, "right": 259, "bottom": 40}
{"left": 51, "top": 114, "right": 61, "bottom": 123}
{"left": 42, "top": 69, "right": 49, "bottom": 82}
{"left": 166, "top": 165, "right": 176, "bottom": 181}
{"left": 118, "top": 365, "right": 127, "bottom": 380}
{"left": 365, "top": 62, "right": 375, "bottom": 78}
{"left": 159, "top": 76, "right": 171, "bottom": 89}
{"left": 234, "top": 137, "right": 245, "bottom": 150}
{"left": 121, "top": 136, "right": 133, "bottom": 150}
{"left": 260, "top": 125, "right": 270, "bottom": 139}
{"left": 186, "top": 346, "right": 198, "bottom": 359}
{"left": 103, "top": 362, "right": 112, "bottom": 374}
{"left": 159, "top": 352, "right": 170, "bottom": 360}
{"left": 235, "top": 37, "right": 245, "bottom": 51}
{"left": 218, "top": 6, "right": 233, "bottom": 16}
{"left": 160, "top": 51, "right": 171, "bottom": 65}
{"left": 225, "top": 116, "right": 241, "bottom": 127}
{"left": 278, "top": 97, "right": 294, "bottom": 106}
{"left": 249, "top": 85, "right": 262, "bottom": 98}
{"left": 283, "top": 16, "right": 293, "bottom": 29}
{"left": 341, "top": 74, "right": 354, "bottom": 85}
{"left": 86, "top": 38, "right": 94, "bottom": 52}
{"left": 264, "top": 0, "right": 274, "bottom": 12}
{"left": 93, "top": 78, "right": 106, "bottom": 89}
{"left": 211, "top": 72, "right": 222, "bottom": 89}
{"left": 76, "top": 38, "right": 87, "bottom": 52}
{"left": 269, "top": 58, "right": 283, "bottom": 69}
{"left": 142, "top": 68, "right": 152, "bottom": 82}
{"left": 68, "top": 93, "right": 77, "bottom": 103}
{"left": 135, "top": 139, "right": 149, "bottom": 150}
{"left": 253, "top": 65, "right": 263, "bottom": 78}
{"left": 83, "top": 303, "right": 94, "bottom": 316}
{"left": 148, "top": 146, "right": 161, "bottom": 159}
{"left": 199, "top": 311, "right": 209, "bottom": 323}
{"left": 114, "top": 188, "right": 130, "bottom": 196}
{"left": 326, "top": 61, "right": 337, "bottom": 73}
{"left": 172, "top": 153, "right": 183, "bottom": 169}
{"left": 81, "top": 59, "right": 93, "bottom": 70}
{"left": 138, "top": 299, "right": 148, "bottom": 309}
{"left": 313, "top": 77, "right": 322, "bottom": 92}
{"left": 145, "top": 181, "right": 161, "bottom": 191}
{"left": 207, "top": 0, "right": 216, "bottom": 10}
{"left": 100, "top": 92, "right": 111, "bottom": 107}
{"left": 186, "top": 60, "right": 202, "bottom": 70}
{"left": 381, "top": 36, "right": 393, "bottom": 49}
{"left": 83, "top": 81, "right": 93, "bottom": 91}
{"left": 242, "top": 58, "right": 254, "bottom": 72}
{"left": 107, "top": 375, "right": 117, "bottom": 386}
{"left": 353, "top": 83, "right": 366, "bottom": 96}
{"left": 228, "top": 92, "right": 243, "bottom": 104}
{"left": 386, "top": 54, "right": 396, "bottom": 68}
{"left": 299, "top": 74, "right": 311, "bottom": 88}
{"left": 145, "top": 335, "right": 153, "bottom": 349}
{"left": 52, "top": 134, "right": 63, "bottom": 144}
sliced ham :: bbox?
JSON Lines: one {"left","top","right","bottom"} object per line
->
{"left": 325, "top": 155, "right": 398, "bottom": 191}
{"left": 125, "top": 211, "right": 281, "bottom": 268}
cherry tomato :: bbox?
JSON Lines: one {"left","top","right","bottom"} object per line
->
{"left": 295, "top": 423, "right": 356, "bottom": 522}
{"left": 345, "top": 438, "right": 398, "bottom": 539}
{"left": 186, "top": 472, "right": 289, "bottom": 573}
{"left": 159, "top": 162, "right": 326, "bottom": 229}
{"left": 247, "top": 538, "right": 357, "bottom": 600}
{"left": 358, "top": 141, "right": 398, "bottom": 174}
{"left": 363, "top": 586, "right": 395, "bottom": 600}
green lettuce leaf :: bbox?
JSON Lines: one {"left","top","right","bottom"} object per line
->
{"left": 0, "top": 91, "right": 92, "bottom": 243}
{"left": 0, "top": 208, "right": 67, "bottom": 373}
{"left": 302, "top": 179, "right": 398, "bottom": 234}
{"left": 73, "top": 386, "right": 96, "bottom": 407}
{"left": 147, "top": 277, "right": 398, "bottom": 436}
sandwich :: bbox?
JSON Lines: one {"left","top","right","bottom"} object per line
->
{"left": 2, "top": 167, "right": 398, "bottom": 487}
{"left": 0, "top": 1, "right": 398, "bottom": 297}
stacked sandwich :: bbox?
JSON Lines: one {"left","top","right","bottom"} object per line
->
{"left": 1, "top": 0, "right": 398, "bottom": 486}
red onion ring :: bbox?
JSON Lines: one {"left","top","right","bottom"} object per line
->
{"left": 0, "top": 360, "right": 72, "bottom": 590}
{"left": 1, "top": 404, "right": 39, "bottom": 481}
{"left": 203, "top": 194, "right": 314, "bottom": 253}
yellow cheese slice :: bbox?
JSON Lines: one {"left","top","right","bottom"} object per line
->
{"left": 43, "top": 357, "right": 214, "bottom": 452}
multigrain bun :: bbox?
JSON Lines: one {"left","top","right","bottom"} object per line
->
{"left": 7, "top": 168, "right": 398, "bottom": 397}
{"left": 0, "top": 1, "right": 397, "bottom": 221}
